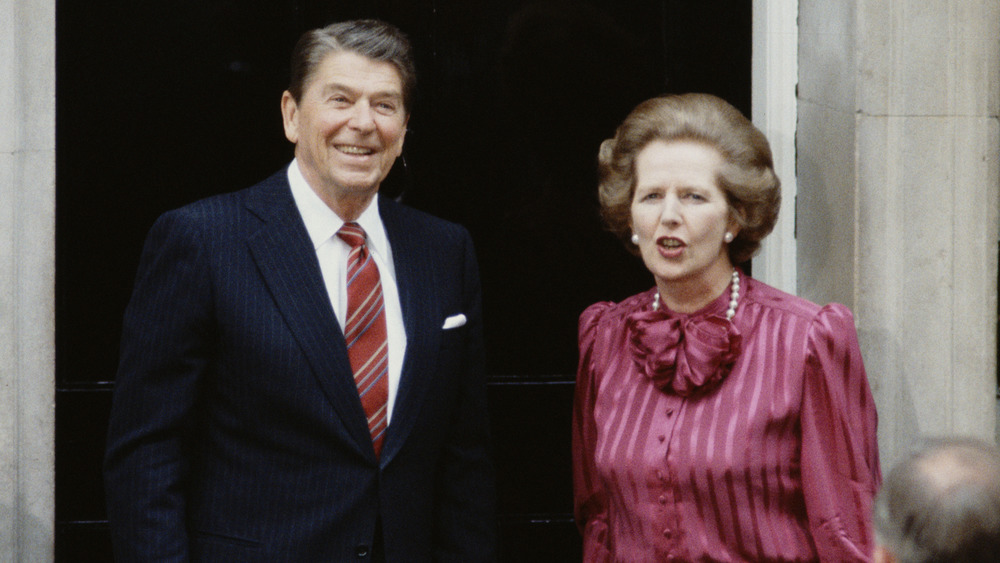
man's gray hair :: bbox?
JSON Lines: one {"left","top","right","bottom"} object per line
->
{"left": 287, "top": 19, "right": 416, "bottom": 112}
{"left": 873, "top": 436, "right": 1000, "bottom": 563}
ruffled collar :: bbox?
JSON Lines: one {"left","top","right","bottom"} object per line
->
{"left": 626, "top": 283, "right": 742, "bottom": 397}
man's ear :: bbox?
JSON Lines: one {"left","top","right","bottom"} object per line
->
{"left": 392, "top": 115, "right": 410, "bottom": 159}
{"left": 280, "top": 91, "right": 299, "bottom": 144}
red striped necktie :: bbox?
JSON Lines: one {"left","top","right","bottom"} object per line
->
{"left": 337, "top": 222, "right": 389, "bottom": 457}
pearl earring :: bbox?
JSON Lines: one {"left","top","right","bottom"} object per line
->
{"left": 631, "top": 233, "right": 639, "bottom": 245}
{"left": 724, "top": 232, "right": 734, "bottom": 243}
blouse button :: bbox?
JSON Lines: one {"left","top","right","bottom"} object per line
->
{"left": 666, "top": 408, "right": 674, "bottom": 417}
{"left": 662, "top": 528, "right": 672, "bottom": 538}
{"left": 658, "top": 495, "right": 667, "bottom": 505}
{"left": 658, "top": 435, "right": 666, "bottom": 443}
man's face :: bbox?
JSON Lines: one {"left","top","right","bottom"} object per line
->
{"left": 281, "top": 51, "right": 408, "bottom": 205}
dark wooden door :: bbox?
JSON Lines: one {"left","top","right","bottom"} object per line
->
{"left": 55, "top": 1, "right": 750, "bottom": 560}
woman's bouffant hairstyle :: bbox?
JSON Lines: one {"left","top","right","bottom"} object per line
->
{"left": 598, "top": 93, "right": 780, "bottom": 264}
{"left": 287, "top": 19, "right": 416, "bottom": 113}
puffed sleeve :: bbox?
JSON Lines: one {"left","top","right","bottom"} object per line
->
{"left": 572, "top": 302, "right": 614, "bottom": 562}
{"left": 800, "top": 303, "right": 881, "bottom": 562}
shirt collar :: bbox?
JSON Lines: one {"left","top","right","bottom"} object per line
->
{"left": 287, "top": 159, "right": 388, "bottom": 257}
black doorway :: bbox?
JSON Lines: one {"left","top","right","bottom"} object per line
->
{"left": 55, "top": 1, "right": 750, "bottom": 560}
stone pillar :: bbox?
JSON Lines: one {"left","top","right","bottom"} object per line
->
{"left": 1, "top": 0, "right": 56, "bottom": 560}
{"left": 797, "top": 0, "right": 1000, "bottom": 468}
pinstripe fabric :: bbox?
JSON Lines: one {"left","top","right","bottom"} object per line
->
{"left": 573, "top": 273, "right": 881, "bottom": 562}
{"left": 338, "top": 222, "right": 389, "bottom": 456}
{"left": 104, "top": 169, "right": 496, "bottom": 561}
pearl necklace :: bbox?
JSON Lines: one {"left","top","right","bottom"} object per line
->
{"left": 653, "top": 270, "right": 740, "bottom": 320}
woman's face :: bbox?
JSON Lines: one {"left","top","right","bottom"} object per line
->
{"left": 630, "top": 140, "right": 737, "bottom": 295}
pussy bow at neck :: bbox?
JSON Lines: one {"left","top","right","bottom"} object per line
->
{"left": 626, "top": 309, "right": 742, "bottom": 396}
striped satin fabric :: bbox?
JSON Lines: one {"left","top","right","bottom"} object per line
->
{"left": 573, "top": 274, "right": 881, "bottom": 562}
{"left": 337, "top": 222, "right": 389, "bottom": 457}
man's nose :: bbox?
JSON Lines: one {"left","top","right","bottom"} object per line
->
{"left": 348, "top": 101, "right": 377, "bottom": 131}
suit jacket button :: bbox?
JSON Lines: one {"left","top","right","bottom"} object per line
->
{"left": 355, "top": 545, "right": 370, "bottom": 558}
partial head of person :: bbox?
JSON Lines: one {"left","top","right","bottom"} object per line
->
{"left": 280, "top": 19, "right": 416, "bottom": 217}
{"left": 873, "top": 436, "right": 1000, "bottom": 563}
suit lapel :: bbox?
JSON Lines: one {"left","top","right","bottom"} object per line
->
{"left": 379, "top": 198, "right": 441, "bottom": 463}
{"left": 244, "top": 173, "right": 374, "bottom": 457}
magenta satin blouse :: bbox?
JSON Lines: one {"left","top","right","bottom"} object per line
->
{"left": 573, "top": 273, "right": 881, "bottom": 562}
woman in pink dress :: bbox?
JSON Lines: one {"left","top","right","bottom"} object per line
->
{"left": 573, "top": 93, "right": 881, "bottom": 562}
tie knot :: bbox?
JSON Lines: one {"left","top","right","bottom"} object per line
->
{"left": 337, "top": 222, "right": 367, "bottom": 248}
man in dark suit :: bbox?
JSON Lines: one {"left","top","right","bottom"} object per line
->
{"left": 104, "top": 19, "right": 496, "bottom": 562}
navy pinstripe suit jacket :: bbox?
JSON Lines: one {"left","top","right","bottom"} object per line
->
{"left": 104, "top": 168, "right": 496, "bottom": 562}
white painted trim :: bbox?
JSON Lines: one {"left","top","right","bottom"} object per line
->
{"left": 751, "top": 0, "right": 798, "bottom": 294}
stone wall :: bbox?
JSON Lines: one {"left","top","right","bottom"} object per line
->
{"left": 1, "top": 0, "right": 56, "bottom": 560}
{"left": 798, "top": 0, "right": 1000, "bottom": 468}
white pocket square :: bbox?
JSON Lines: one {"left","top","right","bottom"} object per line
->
{"left": 442, "top": 313, "right": 467, "bottom": 329}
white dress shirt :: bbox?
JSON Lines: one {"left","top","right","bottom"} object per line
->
{"left": 287, "top": 160, "right": 406, "bottom": 424}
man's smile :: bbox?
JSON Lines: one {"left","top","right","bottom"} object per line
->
{"left": 336, "top": 144, "right": 376, "bottom": 156}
